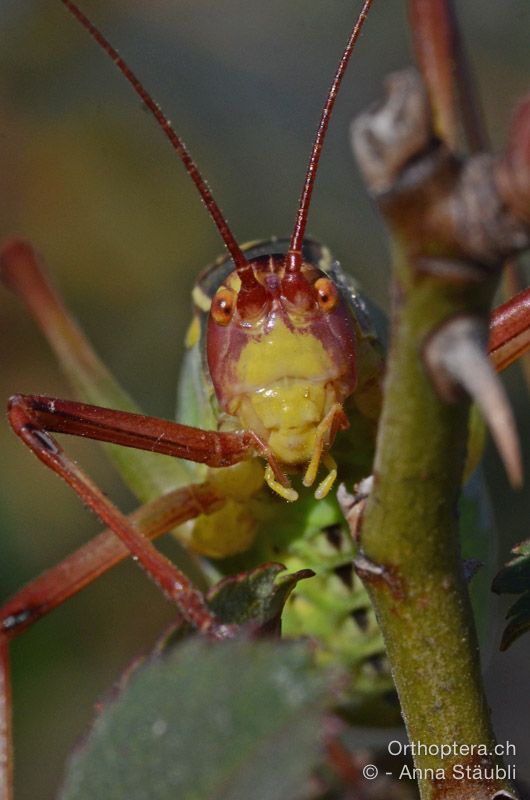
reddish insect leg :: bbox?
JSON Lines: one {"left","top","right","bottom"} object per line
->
{"left": 7, "top": 394, "right": 250, "bottom": 636}
{"left": 9, "top": 395, "right": 258, "bottom": 468}
{"left": 0, "top": 638, "right": 12, "bottom": 800}
{"left": 0, "top": 482, "right": 224, "bottom": 640}
{"left": 489, "top": 286, "right": 530, "bottom": 372}
{"left": 0, "top": 481, "right": 224, "bottom": 800}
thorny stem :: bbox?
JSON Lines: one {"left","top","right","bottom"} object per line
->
{"left": 350, "top": 70, "right": 529, "bottom": 800}
{"left": 358, "top": 251, "right": 513, "bottom": 800}
{"left": 408, "top": 0, "right": 530, "bottom": 395}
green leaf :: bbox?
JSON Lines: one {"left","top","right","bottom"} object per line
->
{"left": 492, "top": 538, "right": 530, "bottom": 649}
{"left": 499, "top": 592, "right": 530, "bottom": 651}
{"left": 492, "top": 538, "right": 530, "bottom": 594}
{"left": 60, "top": 638, "right": 333, "bottom": 800}
{"left": 207, "top": 562, "right": 315, "bottom": 631}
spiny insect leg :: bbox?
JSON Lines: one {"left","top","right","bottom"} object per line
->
{"left": 7, "top": 395, "right": 235, "bottom": 638}
{"left": 0, "top": 482, "right": 224, "bottom": 641}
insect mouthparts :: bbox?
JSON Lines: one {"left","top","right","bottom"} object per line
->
{"left": 265, "top": 274, "right": 280, "bottom": 292}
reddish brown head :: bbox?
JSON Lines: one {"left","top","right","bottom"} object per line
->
{"left": 206, "top": 253, "right": 357, "bottom": 473}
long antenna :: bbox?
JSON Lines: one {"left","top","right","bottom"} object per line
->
{"left": 287, "top": 0, "right": 374, "bottom": 272}
{"left": 61, "top": 0, "right": 249, "bottom": 271}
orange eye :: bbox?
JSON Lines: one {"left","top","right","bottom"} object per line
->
{"left": 211, "top": 286, "right": 236, "bottom": 326}
{"left": 314, "top": 277, "right": 338, "bottom": 312}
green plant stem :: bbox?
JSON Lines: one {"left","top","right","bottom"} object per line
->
{"left": 359, "top": 247, "right": 517, "bottom": 800}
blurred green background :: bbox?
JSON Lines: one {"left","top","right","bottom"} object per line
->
{"left": 0, "top": 1, "right": 528, "bottom": 797}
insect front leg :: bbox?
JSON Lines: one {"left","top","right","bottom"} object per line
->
{"left": 0, "top": 639, "right": 12, "bottom": 800}
{"left": 0, "top": 479, "right": 225, "bottom": 800}
{"left": 7, "top": 394, "right": 257, "bottom": 635}
{"left": 489, "top": 286, "right": 530, "bottom": 372}
{"left": 0, "top": 482, "right": 224, "bottom": 641}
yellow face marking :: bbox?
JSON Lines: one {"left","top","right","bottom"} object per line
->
{"left": 252, "top": 383, "right": 325, "bottom": 431}
{"left": 236, "top": 318, "right": 335, "bottom": 388}
{"left": 234, "top": 319, "right": 339, "bottom": 465}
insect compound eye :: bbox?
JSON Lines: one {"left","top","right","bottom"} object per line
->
{"left": 211, "top": 286, "right": 236, "bottom": 326}
{"left": 314, "top": 277, "right": 338, "bottom": 312}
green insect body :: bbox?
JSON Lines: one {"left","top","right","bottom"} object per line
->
{"left": 173, "top": 238, "right": 397, "bottom": 721}
{"left": 165, "top": 237, "right": 493, "bottom": 722}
